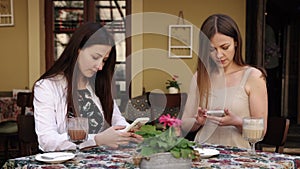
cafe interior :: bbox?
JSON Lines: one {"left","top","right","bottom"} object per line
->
{"left": 1, "top": 0, "right": 300, "bottom": 168}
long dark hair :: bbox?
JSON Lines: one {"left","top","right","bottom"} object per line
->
{"left": 35, "top": 22, "right": 116, "bottom": 125}
{"left": 197, "top": 14, "right": 245, "bottom": 107}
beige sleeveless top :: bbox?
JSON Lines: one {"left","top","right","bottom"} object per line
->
{"left": 194, "top": 67, "right": 254, "bottom": 148}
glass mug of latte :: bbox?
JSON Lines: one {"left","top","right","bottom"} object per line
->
{"left": 242, "top": 117, "right": 264, "bottom": 155}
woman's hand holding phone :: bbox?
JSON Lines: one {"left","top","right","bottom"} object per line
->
{"left": 120, "top": 117, "right": 150, "bottom": 132}
{"left": 194, "top": 107, "right": 207, "bottom": 126}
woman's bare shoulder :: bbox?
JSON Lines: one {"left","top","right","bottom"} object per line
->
{"left": 244, "top": 67, "right": 267, "bottom": 94}
{"left": 249, "top": 67, "right": 266, "bottom": 80}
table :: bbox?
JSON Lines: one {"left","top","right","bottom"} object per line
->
{"left": 2, "top": 143, "right": 300, "bottom": 169}
{"left": 195, "top": 144, "right": 300, "bottom": 169}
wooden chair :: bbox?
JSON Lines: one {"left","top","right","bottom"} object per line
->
{"left": 16, "top": 92, "right": 39, "bottom": 156}
{"left": 0, "top": 121, "right": 18, "bottom": 159}
{"left": 0, "top": 92, "right": 18, "bottom": 160}
{"left": 258, "top": 117, "right": 290, "bottom": 153}
{"left": 123, "top": 92, "right": 152, "bottom": 123}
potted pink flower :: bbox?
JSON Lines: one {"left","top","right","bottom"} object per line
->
{"left": 159, "top": 114, "right": 182, "bottom": 136}
{"left": 134, "top": 114, "right": 199, "bottom": 169}
{"left": 165, "top": 75, "right": 181, "bottom": 94}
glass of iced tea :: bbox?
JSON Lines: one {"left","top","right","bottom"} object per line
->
{"left": 242, "top": 117, "right": 264, "bottom": 155}
{"left": 67, "top": 117, "right": 89, "bottom": 154}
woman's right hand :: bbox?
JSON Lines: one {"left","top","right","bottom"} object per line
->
{"left": 94, "top": 126, "right": 133, "bottom": 148}
{"left": 194, "top": 107, "right": 207, "bottom": 126}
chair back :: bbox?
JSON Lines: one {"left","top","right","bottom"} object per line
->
{"left": 260, "top": 116, "right": 290, "bottom": 153}
{"left": 148, "top": 92, "right": 187, "bottom": 122}
{"left": 123, "top": 92, "right": 151, "bottom": 122}
{"left": 16, "top": 92, "right": 38, "bottom": 156}
{"left": 16, "top": 92, "right": 33, "bottom": 115}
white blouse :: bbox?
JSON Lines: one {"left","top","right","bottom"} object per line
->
{"left": 33, "top": 75, "right": 129, "bottom": 152}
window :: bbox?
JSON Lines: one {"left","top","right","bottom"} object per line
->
{"left": 45, "top": 0, "right": 130, "bottom": 111}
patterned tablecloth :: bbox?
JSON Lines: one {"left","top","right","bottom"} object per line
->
{"left": 2, "top": 143, "right": 300, "bottom": 169}
{"left": 194, "top": 144, "right": 300, "bottom": 169}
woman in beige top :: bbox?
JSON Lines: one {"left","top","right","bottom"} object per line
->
{"left": 181, "top": 14, "right": 268, "bottom": 148}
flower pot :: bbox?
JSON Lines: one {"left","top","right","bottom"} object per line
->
{"left": 168, "top": 87, "right": 179, "bottom": 94}
{"left": 140, "top": 152, "right": 191, "bottom": 169}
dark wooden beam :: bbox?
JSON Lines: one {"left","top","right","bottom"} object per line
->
{"left": 246, "top": 0, "right": 266, "bottom": 67}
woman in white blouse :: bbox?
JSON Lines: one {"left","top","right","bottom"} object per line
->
{"left": 33, "top": 23, "right": 142, "bottom": 152}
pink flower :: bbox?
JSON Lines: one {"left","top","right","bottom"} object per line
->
{"left": 159, "top": 114, "right": 182, "bottom": 127}
{"left": 172, "top": 75, "right": 179, "bottom": 81}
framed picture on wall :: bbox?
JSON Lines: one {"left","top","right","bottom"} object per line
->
{"left": 0, "top": 0, "right": 14, "bottom": 26}
{"left": 168, "top": 25, "right": 192, "bottom": 58}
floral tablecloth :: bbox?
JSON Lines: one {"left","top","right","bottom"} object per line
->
{"left": 2, "top": 144, "right": 138, "bottom": 169}
{"left": 2, "top": 143, "right": 300, "bottom": 169}
{"left": 194, "top": 144, "right": 300, "bottom": 169}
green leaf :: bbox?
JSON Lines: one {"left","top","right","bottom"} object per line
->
{"left": 158, "top": 141, "right": 169, "bottom": 150}
{"left": 170, "top": 149, "right": 181, "bottom": 158}
{"left": 141, "top": 147, "right": 157, "bottom": 156}
{"left": 180, "top": 148, "right": 193, "bottom": 159}
{"left": 135, "top": 125, "right": 162, "bottom": 138}
{"left": 137, "top": 125, "right": 196, "bottom": 159}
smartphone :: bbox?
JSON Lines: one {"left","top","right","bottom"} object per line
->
{"left": 206, "top": 110, "right": 225, "bottom": 117}
{"left": 121, "top": 117, "right": 150, "bottom": 132}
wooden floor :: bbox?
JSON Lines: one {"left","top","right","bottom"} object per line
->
{"left": 262, "top": 147, "right": 300, "bottom": 155}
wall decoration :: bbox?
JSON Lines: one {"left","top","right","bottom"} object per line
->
{"left": 168, "top": 25, "right": 192, "bottom": 58}
{"left": 0, "top": 0, "right": 14, "bottom": 26}
{"left": 168, "top": 11, "right": 192, "bottom": 58}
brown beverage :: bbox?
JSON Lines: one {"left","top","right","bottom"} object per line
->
{"left": 68, "top": 129, "right": 87, "bottom": 144}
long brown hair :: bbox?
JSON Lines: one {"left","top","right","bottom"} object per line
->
{"left": 197, "top": 14, "right": 245, "bottom": 107}
{"left": 35, "top": 22, "right": 116, "bottom": 125}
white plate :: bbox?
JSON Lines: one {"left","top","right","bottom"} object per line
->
{"left": 35, "top": 152, "right": 75, "bottom": 163}
{"left": 194, "top": 148, "right": 220, "bottom": 158}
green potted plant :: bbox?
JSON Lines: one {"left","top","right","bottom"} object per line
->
{"left": 165, "top": 75, "right": 181, "bottom": 94}
{"left": 134, "top": 114, "right": 200, "bottom": 169}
